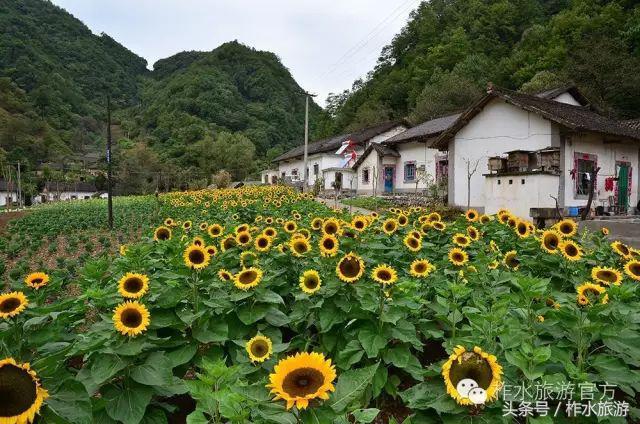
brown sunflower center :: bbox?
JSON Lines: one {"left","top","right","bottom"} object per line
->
{"left": 0, "top": 298, "right": 21, "bottom": 313}
{"left": 293, "top": 242, "right": 308, "bottom": 254}
{"left": 596, "top": 270, "right": 617, "bottom": 283}
{"left": 250, "top": 341, "right": 269, "bottom": 357}
{"left": 452, "top": 253, "right": 464, "bottom": 262}
{"left": 324, "top": 224, "right": 338, "bottom": 234}
{"left": 189, "top": 249, "right": 205, "bottom": 265}
{"left": 258, "top": 238, "right": 269, "bottom": 248}
{"left": 414, "top": 263, "right": 427, "bottom": 273}
{"left": 223, "top": 238, "right": 236, "bottom": 249}
{"left": 517, "top": 224, "right": 528, "bottom": 235}
{"left": 207, "top": 248, "right": 216, "bottom": 255}
{"left": 0, "top": 364, "right": 38, "bottom": 417}
{"left": 121, "top": 309, "right": 143, "bottom": 328}
{"left": 376, "top": 270, "right": 392, "bottom": 281}
{"left": 449, "top": 352, "right": 493, "bottom": 391}
{"left": 564, "top": 244, "right": 578, "bottom": 256}
{"left": 408, "top": 238, "right": 419, "bottom": 248}
{"left": 238, "top": 234, "right": 250, "bottom": 244}
{"left": 617, "top": 244, "right": 630, "bottom": 256}
{"left": 398, "top": 217, "right": 407, "bottom": 225}
{"left": 156, "top": 228, "right": 170, "bottom": 240}
{"left": 322, "top": 239, "right": 335, "bottom": 250}
{"left": 30, "top": 278, "right": 43, "bottom": 286}
{"left": 629, "top": 263, "right": 640, "bottom": 276}
{"left": 239, "top": 271, "right": 258, "bottom": 285}
{"left": 354, "top": 220, "right": 365, "bottom": 229}
{"left": 282, "top": 368, "right": 325, "bottom": 397}
{"left": 286, "top": 224, "right": 295, "bottom": 231}
{"left": 265, "top": 230, "right": 275, "bottom": 237}
{"left": 211, "top": 228, "right": 221, "bottom": 235}
{"left": 304, "top": 276, "right": 319, "bottom": 289}
{"left": 339, "top": 257, "right": 361, "bottom": 278}
{"left": 124, "top": 277, "right": 144, "bottom": 293}
{"left": 456, "top": 237, "right": 466, "bottom": 244}
{"left": 506, "top": 255, "right": 520, "bottom": 268}
{"left": 559, "top": 223, "right": 573, "bottom": 234}
{"left": 384, "top": 223, "right": 395, "bottom": 231}
{"left": 543, "top": 235, "right": 559, "bottom": 249}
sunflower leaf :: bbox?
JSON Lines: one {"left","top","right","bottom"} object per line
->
{"left": 103, "top": 382, "right": 154, "bottom": 424}
{"left": 329, "top": 363, "right": 379, "bottom": 413}
{"left": 130, "top": 351, "right": 174, "bottom": 386}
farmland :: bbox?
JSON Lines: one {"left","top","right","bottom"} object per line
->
{"left": 1, "top": 186, "right": 639, "bottom": 423}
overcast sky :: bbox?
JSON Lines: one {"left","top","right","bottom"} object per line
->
{"left": 50, "top": 0, "right": 419, "bottom": 106}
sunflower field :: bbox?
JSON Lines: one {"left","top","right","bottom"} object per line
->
{"left": 1, "top": 186, "right": 640, "bottom": 424}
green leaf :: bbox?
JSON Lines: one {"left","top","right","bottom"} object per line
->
{"left": 265, "top": 307, "right": 291, "bottom": 326}
{"left": 166, "top": 344, "right": 198, "bottom": 367}
{"left": 45, "top": 380, "right": 92, "bottom": 424}
{"left": 130, "top": 352, "right": 174, "bottom": 386}
{"left": 90, "top": 354, "right": 129, "bottom": 386}
{"left": 236, "top": 303, "right": 269, "bottom": 325}
{"left": 193, "top": 317, "right": 228, "bottom": 343}
{"left": 329, "top": 363, "right": 379, "bottom": 413}
{"left": 103, "top": 382, "right": 153, "bottom": 424}
{"left": 352, "top": 408, "right": 380, "bottom": 423}
{"left": 319, "top": 301, "right": 341, "bottom": 332}
{"left": 358, "top": 325, "right": 387, "bottom": 358}
{"left": 336, "top": 340, "right": 365, "bottom": 369}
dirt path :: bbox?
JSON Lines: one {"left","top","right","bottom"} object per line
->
{"left": 315, "top": 197, "right": 373, "bottom": 215}
{"left": 0, "top": 211, "right": 27, "bottom": 234}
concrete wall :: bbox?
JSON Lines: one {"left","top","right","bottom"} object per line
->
{"left": 0, "top": 192, "right": 14, "bottom": 207}
{"left": 484, "top": 174, "right": 559, "bottom": 219}
{"left": 34, "top": 191, "right": 96, "bottom": 204}
{"left": 323, "top": 170, "right": 356, "bottom": 191}
{"left": 562, "top": 132, "right": 638, "bottom": 210}
{"left": 395, "top": 142, "right": 440, "bottom": 192}
{"left": 449, "top": 99, "right": 556, "bottom": 209}
{"left": 277, "top": 153, "right": 350, "bottom": 187}
{"left": 260, "top": 170, "right": 279, "bottom": 184}
{"left": 355, "top": 149, "right": 383, "bottom": 195}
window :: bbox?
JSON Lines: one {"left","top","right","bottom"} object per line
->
{"left": 306, "top": 167, "right": 309, "bottom": 179}
{"left": 281, "top": 172, "right": 286, "bottom": 180}
{"left": 334, "top": 172, "right": 343, "bottom": 189}
{"left": 575, "top": 153, "right": 597, "bottom": 196}
{"left": 313, "top": 164, "right": 319, "bottom": 175}
{"left": 362, "top": 168, "right": 370, "bottom": 184}
{"left": 521, "top": 179, "right": 525, "bottom": 185}
{"left": 292, "top": 169, "right": 298, "bottom": 176}
{"left": 404, "top": 162, "right": 416, "bottom": 182}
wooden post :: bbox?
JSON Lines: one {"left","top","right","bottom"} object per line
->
{"left": 581, "top": 167, "right": 600, "bottom": 221}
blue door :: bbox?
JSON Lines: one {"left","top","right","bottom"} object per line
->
{"left": 384, "top": 167, "right": 394, "bottom": 193}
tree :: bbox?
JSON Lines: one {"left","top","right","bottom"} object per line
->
{"left": 211, "top": 132, "right": 257, "bottom": 181}
{"left": 410, "top": 72, "right": 482, "bottom": 123}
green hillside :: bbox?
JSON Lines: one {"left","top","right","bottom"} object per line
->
{"left": 327, "top": 0, "right": 640, "bottom": 132}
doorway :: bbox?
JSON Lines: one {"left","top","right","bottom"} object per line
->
{"left": 384, "top": 166, "right": 394, "bottom": 193}
{"left": 616, "top": 162, "right": 631, "bottom": 213}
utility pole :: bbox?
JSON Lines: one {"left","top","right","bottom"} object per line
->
{"left": 16, "top": 161, "right": 22, "bottom": 208}
{"left": 300, "top": 91, "right": 317, "bottom": 193}
{"left": 106, "top": 95, "right": 113, "bottom": 229}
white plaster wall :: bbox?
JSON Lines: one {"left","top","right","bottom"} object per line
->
{"left": 450, "top": 99, "right": 555, "bottom": 209}
{"left": 562, "top": 132, "right": 638, "bottom": 209}
{"left": 260, "top": 170, "right": 279, "bottom": 184}
{"left": 0, "top": 192, "right": 13, "bottom": 207}
{"left": 395, "top": 142, "right": 440, "bottom": 192}
{"left": 368, "top": 126, "right": 407, "bottom": 145}
{"left": 278, "top": 151, "right": 363, "bottom": 187}
{"left": 323, "top": 170, "right": 356, "bottom": 190}
{"left": 34, "top": 191, "right": 96, "bottom": 203}
{"left": 551, "top": 92, "right": 581, "bottom": 106}
{"left": 484, "top": 174, "right": 559, "bottom": 219}
{"left": 355, "top": 150, "right": 383, "bottom": 194}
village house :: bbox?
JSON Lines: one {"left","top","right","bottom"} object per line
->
{"left": 432, "top": 85, "right": 640, "bottom": 219}
{"left": 33, "top": 181, "right": 98, "bottom": 204}
{"left": 0, "top": 179, "right": 17, "bottom": 208}
{"left": 352, "top": 113, "right": 459, "bottom": 195}
{"left": 272, "top": 120, "right": 408, "bottom": 192}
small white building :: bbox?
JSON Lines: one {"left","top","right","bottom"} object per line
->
{"left": 34, "top": 181, "right": 98, "bottom": 203}
{"left": 433, "top": 85, "right": 640, "bottom": 218}
{"left": 260, "top": 169, "right": 279, "bottom": 185}
{"left": 271, "top": 121, "right": 408, "bottom": 191}
{"left": 0, "top": 180, "right": 17, "bottom": 207}
{"left": 352, "top": 114, "right": 459, "bottom": 194}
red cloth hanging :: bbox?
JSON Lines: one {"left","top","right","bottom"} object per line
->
{"left": 604, "top": 177, "right": 614, "bottom": 192}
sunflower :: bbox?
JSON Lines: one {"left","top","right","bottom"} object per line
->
{"left": 452, "top": 233, "right": 471, "bottom": 247}
{"left": 199, "top": 222, "right": 208, "bottom": 231}
{"left": 217, "top": 269, "right": 233, "bottom": 282}
{"left": 465, "top": 209, "right": 479, "bottom": 222}
{"left": 183, "top": 244, "right": 211, "bottom": 270}
{"left": 409, "top": 230, "right": 422, "bottom": 240}
{"left": 299, "top": 270, "right": 322, "bottom": 294}
{"left": 540, "top": 230, "right": 561, "bottom": 253}
{"left": 297, "top": 229, "right": 311, "bottom": 240}
{"left": 182, "top": 220, "right": 192, "bottom": 231}
{"left": 559, "top": 240, "right": 582, "bottom": 261}
{"left": 235, "top": 224, "right": 250, "bottom": 234}
{"left": 164, "top": 218, "right": 175, "bottom": 227}
{"left": 236, "top": 231, "right": 253, "bottom": 247}
{"left": 448, "top": 248, "right": 468, "bottom": 266}
{"left": 427, "top": 212, "right": 441, "bottom": 223}
{"left": 221, "top": 235, "right": 237, "bottom": 252}
{"left": 0, "top": 292, "right": 28, "bottom": 319}
{"left": 263, "top": 227, "right": 278, "bottom": 239}
{"left": 0, "top": 358, "right": 49, "bottom": 423}
{"left": 351, "top": 216, "right": 368, "bottom": 232}
{"left": 192, "top": 236, "right": 205, "bottom": 247}
{"left": 503, "top": 250, "right": 520, "bottom": 270}
{"left": 432, "top": 221, "right": 446, "bottom": 232}
{"left": 311, "top": 217, "right": 323, "bottom": 231}
{"left": 265, "top": 217, "right": 275, "bottom": 225}
{"left": 498, "top": 213, "right": 511, "bottom": 225}
{"left": 207, "top": 224, "right": 224, "bottom": 238}
{"left": 246, "top": 335, "right": 273, "bottom": 363}
{"left": 24, "top": 272, "right": 49, "bottom": 290}
{"left": 205, "top": 245, "right": 218, "bottom": 257}
{"left": 479, "top": 214, "right": 491, "bottom": 224}
{"left": 611, "top": 241, "right": 632, "bottom": 259}
{"left": 322, "top": 218, "right": 341, "bottom": 236}
{"left": 119, "top": 244, "right": 128, "bottom": 256}
{"left": 117, "top": 273, "right": 149, "bottom": 299}
{"left": 601, "top": 227, "right": 610, "bottom": 236}
{"left": 555, "top": 219, "right": 577, "bottom": 237}
{"left": 401, "top": 235, "right": 421, "bottom": 252}
{"left": 591, "top": 266, "right": 622, "bottom": 286}
{"left": 234, "top": 267, "right": 263, "bottom": 290}
{"left": 113, "top": 301, "right": 150, "bottom": 337}
{"left": 409, "top": 259, "right": 435, "bottom": 278}
{"left": 488, "top": 260, "right": 499, "bottom": 270}
{"left": 252, "top": 235, "right": 271, "bottom": 252}
{"left": 283, "top": 220, "right": 298, "bottom": 234}
{"left": 153, "top": 226, "right": 172, "bottom": 241}
{"left": 289, "top": 237, "right": 311, "bottom": 257}
{"left": 515, "top": 220, "right": 531, "bottom": 238}
{"left": 319, "top": 234, "right": 339, "bottom": 257}
{"left": 336, "top": 252, "right": 365, "bottom": 283}
{"left": 507, "top": 216, "right": 518, "bottom": 228}
{"left": 381, "top": 218, "right": 398, "bottom": 235}
{"left": 397, "top": 214, "right": 409, "bottom": 227}
{"left": 467, "top": 226, "right": 480, "bottom": 241}
{"left": 372, "top": 264, "right": 398, "bottom": 286}
{"left": 576, "top": 282, "right": 607, "bottom": 306}
{"left": 620, "top": 260, "right": 640, "bottom": 282}
{"left": 267, "top": 352, "right": 337, "bottom": 410}
{"left": 442, "top": 346, "right": 502, "bottom": 405}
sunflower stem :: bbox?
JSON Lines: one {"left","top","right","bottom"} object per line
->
{"left": 378, "top": 285, "right": 385, "bottom": 331}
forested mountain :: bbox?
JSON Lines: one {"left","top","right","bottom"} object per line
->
{"left": 326, "top": 0, "right": 640, "bottom": 133}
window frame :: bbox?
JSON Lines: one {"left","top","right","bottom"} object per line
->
{"left": 404, "top": 161, "right": 417, "bottom": 183}
{"left": 574, "top": 152, "right": 597, "bottom": 198}
{"left": 362, "top": 167, "right": 370, "bottom": 184}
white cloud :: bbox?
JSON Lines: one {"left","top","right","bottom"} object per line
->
{"left": 51, "top": 0, "right": 419, "bottom": 105}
